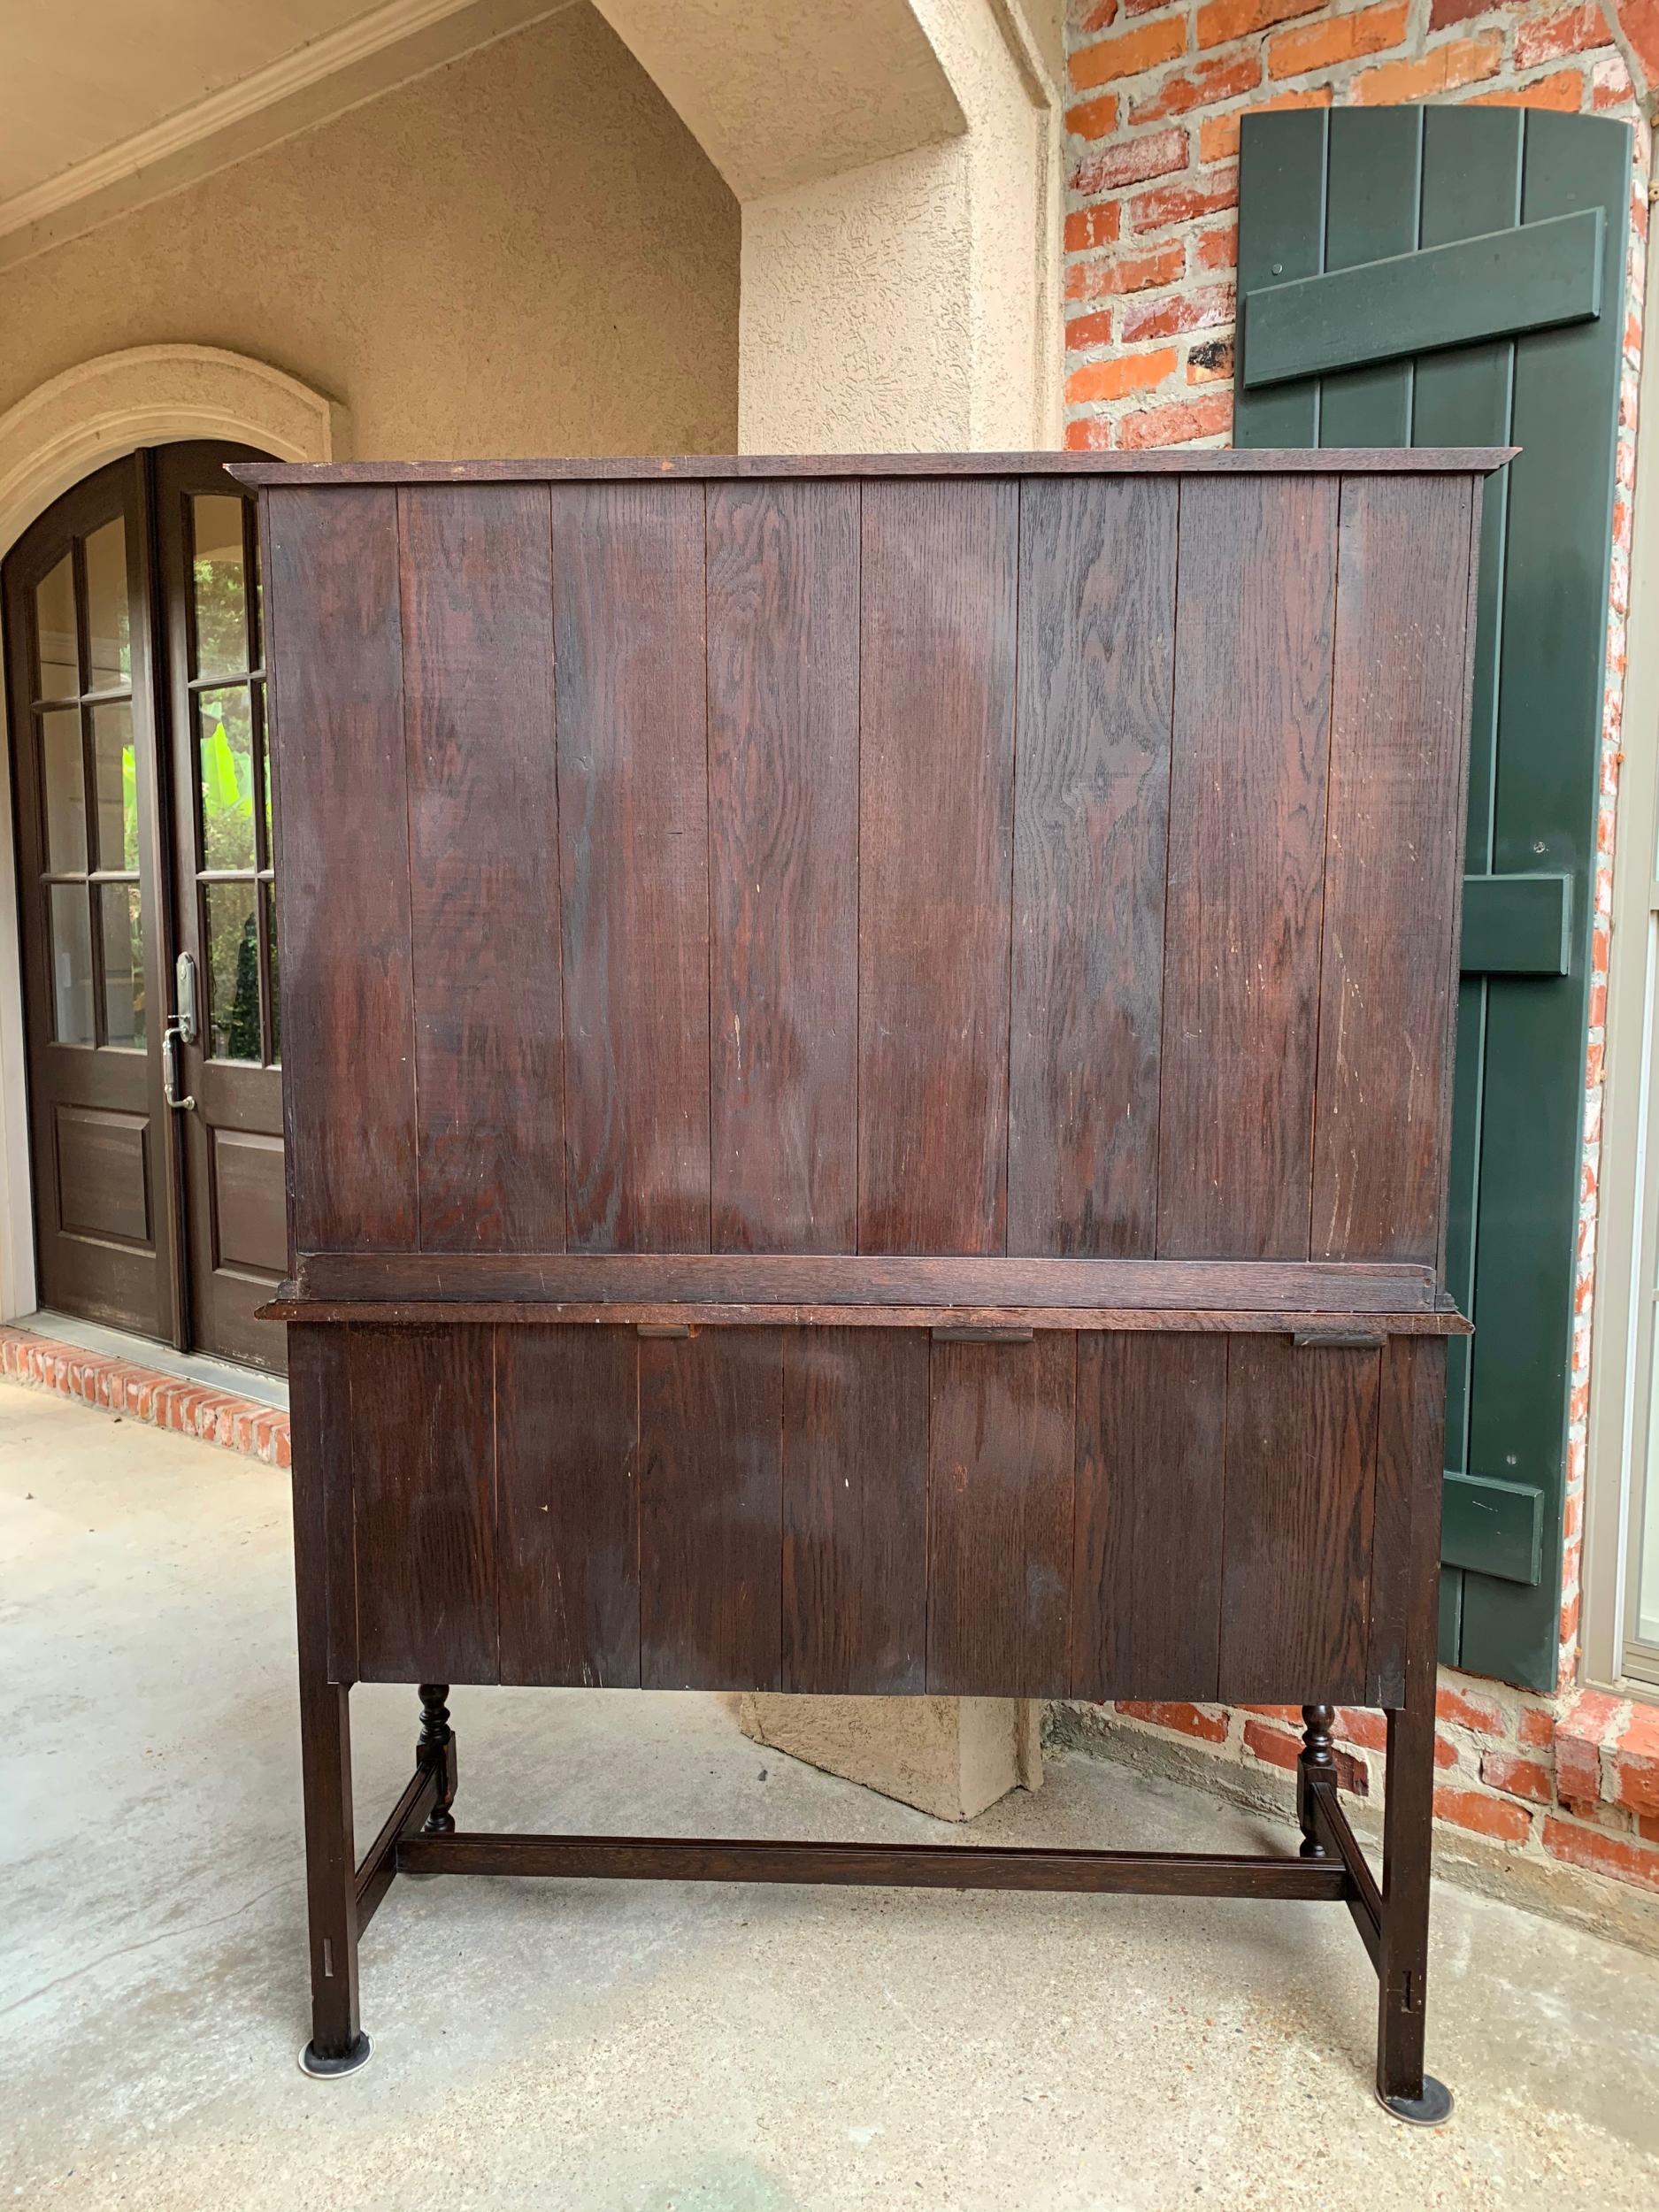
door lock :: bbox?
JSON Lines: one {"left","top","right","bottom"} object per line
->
{"left": 174, "top": 951, "right": 198, "bottom": 1046}
{"left": 162, "top": 1020, "right": 195, "bottom": 1111}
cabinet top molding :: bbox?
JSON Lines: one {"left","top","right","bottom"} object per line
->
{"left": 230, "top": 447, "right": 1517, "bottom": 488}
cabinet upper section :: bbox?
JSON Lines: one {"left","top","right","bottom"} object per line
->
{"left": 242, "top": 453, "right": 1499, "bottom": 1290}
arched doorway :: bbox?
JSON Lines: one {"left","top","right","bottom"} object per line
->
{"left": 4, "top": 442, "right": 285, "bottom": 1371}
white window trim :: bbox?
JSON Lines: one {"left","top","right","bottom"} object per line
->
{"left": 1586, "top": 183, "right": 1659, "bottom": 1697}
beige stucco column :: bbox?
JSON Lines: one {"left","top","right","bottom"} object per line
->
{"left": 596, "top": 0, "right": 1062, "bottom": 1817}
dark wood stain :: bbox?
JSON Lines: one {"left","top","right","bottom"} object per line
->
{"left": 1312, "top": 474, "right": 1474, "bottom": 1264}
{"left": 706, "top": 480, "right": 859, "bottom": 1251}
{"left": 857, "top": 479, "right": 1019, "bottom": 1254}
{"left": 926, "top": 1333, "right": 1076, "bottom": 1695}
{"left": 398, "top": 484, "right": 564, "bottom": 1252}
{"left": 1218, "top": 1334, "right": 1379, "bottom": 1703}
{"left": 781, "top": 1327, "right": 928, "bottom": 1693}
{"left": 496, "top": 1325, "right": 640, "bottom": 1687}
{"left": 265, "top": 485, "right": 416, "bottom": 1248}
{"left": 639, "top": 1331, "right": 783, "bottom": 1689}
{"left": 552, "top": 481, "right": 710, "bottom": 1251}
{"left": 348, "top": 1325, "right": 496, "bottom": 1684}
{"left": 1010, "top": 476, "right": 1178, "bottom": 1256}
{"left": 1157, "top": 474, "right": 1339, "bottom": 1261}
{"left": 1071, "top": 1332, "right": 1227, "bottom": 1700}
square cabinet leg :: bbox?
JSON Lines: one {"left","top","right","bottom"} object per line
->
{"left": 297, "top": 1676, "right": 371, "bottom": 2078}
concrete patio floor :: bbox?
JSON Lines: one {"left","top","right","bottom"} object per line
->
{"left": 4, "top": 1380, "right": 1659, "bottom": 2212}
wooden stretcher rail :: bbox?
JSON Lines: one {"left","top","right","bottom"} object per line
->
{"left": 393, "top": 1831, "right": 1354, "bottom": 1900}
{"left": 283, "top": 1251, "right": 1447, "bottom": 1312}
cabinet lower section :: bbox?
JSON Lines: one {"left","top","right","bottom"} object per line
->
{"left": 289, "top": 1322, "right": 1443, "bottom": 1708}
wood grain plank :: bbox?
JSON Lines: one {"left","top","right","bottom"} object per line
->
{"left": 1010, "top": 477, "right": 1178, "bottom": 1256}
{"left": 264, "top": 485, "right": 415, "bottom": 1248}
{"left": 706, "top": 481, "right": 859, "bottom": 1250}
{"left": 398, "top": 484, "right": 564, "bottom": 1252}
{"left": 926, "top": 1333, "right": 1076, "bottom": 1695}
{"left": 552, "top": 481, "right": 710, "bottom": 1251}
{"left": 347, "top": 1325, "right": 497, "bottom": 1683}
{"left": 639, "top": 1331, "right": 783, "bottom": 1689}
{"left": 1071, "top": 1333, "right": 1227, "bottom": 1700}
{"left": 495, "top": 1326, "right": 640, "bottom": 1687}
{"left": 857, "top": 479, "right": 1019, "bottom": 1254}
{"left": 780, "top": 1328, "right": 928, "bottom": 1694}
{"left": 1312, "top": 474, "right": 1474, "bottom": 1263}
{"left": 1368, "top": 1333, "right": 1448, "bottom": 1705}
{"left": 1217, "top": 1335, "right": 1379, "bottom": 1703}
{"left": 1157, "top": 475, "right": 1339, "bottom": 1260}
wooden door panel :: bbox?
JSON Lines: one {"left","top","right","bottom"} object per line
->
{"left": 1071, "top": 1332, "right": 1228, "bottom": 1701}
{"left": 1010, "top": 476, "right": 1178, "bottom": 1258}
{"left": 1157, "top": 475, "right": 1339, "bottom": 1262}
{"left": 496, "top": 1326, "right": 640, "bottom": 1687}
{"left": 552, "top": 481, "right": 710, "bottom": 1254}
{"left": 399, "top": 483, "right": 565, "bottom": 1254}
{"left": 348, "top": 1325, "right": 497, "bottom": 1684}
{"left": 926, "top": 1333, "right": 1076, "bottom": 1695}
{"left": 639, "top": 1331, "right": 783, "bottom": 1689}
{"left": 706, "top": 480, "right": 860, "bottom": 1253}
{"left": 4, "top": 455, "right": 178, "bottom": 1342}
{"left": 780, "top": 1327, "right": 928, "bottom": 1694}
{"left": 856, "top": 480, "right": 1019, "bottom": 1255}
{"left": 1217, "top": 1336, "right": 1379, "bottom": 1703}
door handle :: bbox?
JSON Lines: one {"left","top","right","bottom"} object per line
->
{"left": 162, "top": 1019, "right": 195, "bottom": 1111}
{"left": 175, "top": 951, "right": 199, "bottom": 1045}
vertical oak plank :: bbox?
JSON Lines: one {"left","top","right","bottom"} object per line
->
{"left": 780, "top": 1328, "right": 928, "bottom": 1694}
{"left": 495, "top": 1326, "right": 640, "bottom": 1687}
{"left": 1217, "top": 1335, "right": 1379, "bottom": 1703}
{"left": 639, "top": 1332, "right": 783, "bottom": 1689}
{"left": 553, "top": 481, "right": 710, "bottom": 1251}
{"left": 1312, "top": 474, "right": 1475, "bottom": 1263}
{"left": 926, "top": 1333, "right": 1076, "bottom": 1695}
{"left": 399, "top": 484, "right": 565, "bottom": 1252}
{"left": 857, "top": 479, "right": 1018, "bottom": 1255}
{"left": 1157, "top": 475, "right": 1339, "bottom": 1260}
{"left": 707, "top": 481, "right": 859, "bottom": 1250}
{"left": 348, "top": 1325, "right": 497, "bottom": 1683}
{"left": 1369, "top": 1333, "right": 1448, "bottom": 1706}
{"left": 265, "top": 486, "right": 415, "bottom": 1248}
{"left": 1071, "top": 1332, "right": 1227, "bottom": 1700}
{"left": 1010, "top": 477, "right": 1178, "bottom": 1256}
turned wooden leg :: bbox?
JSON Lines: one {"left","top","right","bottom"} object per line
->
{"left": 297, "top": 1672, "right": 370, "bottom": 2076}
{"left": 1296, "top": 1704, "right": 1336, "bottom": 1859}
{"left": 419, "top": 1684, "right": 457, "bottom": 1836}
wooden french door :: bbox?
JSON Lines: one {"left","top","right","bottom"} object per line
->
{"left": 4, "top": 442, "right": 287, "bottom": 1371}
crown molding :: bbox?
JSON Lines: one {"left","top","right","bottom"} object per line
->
{"left": 0, "top": 0, "right": 571, "bottom": 268}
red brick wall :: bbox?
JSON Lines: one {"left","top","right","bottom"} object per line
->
{"left": 1060, "top": 0, "right": 1657, "bottom": 1897}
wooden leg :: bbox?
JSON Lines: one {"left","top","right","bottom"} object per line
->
{"left": 297, "top": 1671, "right": 371, "bottom": 2076}
{"left": 419, "top": 1684, "right": 457, "bottom": 1835}
{"left": 1295, "top": 1705, "right": 1336, "bottom": 1859}
{"left": 1372, "top": 1335, "right": 1452, "bottom": 2124}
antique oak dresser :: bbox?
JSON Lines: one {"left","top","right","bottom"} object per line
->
{"left": 237, "top": 449, "right": 1504, "bottom": 2120}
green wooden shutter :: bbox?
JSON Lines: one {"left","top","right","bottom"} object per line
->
{"left": 1236, "top": 105, "right": 1629, "bottom": 1692}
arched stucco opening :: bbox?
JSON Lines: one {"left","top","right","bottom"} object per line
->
{"left": 0, "top": 344, "right": 340, "bottom": 1320}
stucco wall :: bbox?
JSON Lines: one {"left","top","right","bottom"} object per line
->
{"left": 0, "top": 4, "right": 740, "bottom": 457}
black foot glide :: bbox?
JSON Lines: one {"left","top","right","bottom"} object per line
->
{"left": 299, "top": 2032, "right": 373, "bottom": 2079}
{"left": 1377, "top": 2076, "right": 1453, "bottom": 2126}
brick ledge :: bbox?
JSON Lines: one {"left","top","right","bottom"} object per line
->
{"left": 0, "top": 1325, "right": 290, "bottom": 1466}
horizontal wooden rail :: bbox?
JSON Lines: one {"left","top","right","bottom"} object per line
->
{"left": 394, "top": 1832, "right": 1353, "bottom": 1900}
{"left": 353, "top": 1766, "right": 437, "bottom": 1936}
{"left": 282, "top": 1251, "right": 1446, "bottom": 1315}
{"left": 262, "top": 1298, "right": 1470, "bottom": 1335}
{"left": 232, "top": 449, "right": 1516, "bottom": 488}
{"left": 1309, "top": 1781, "right": 1383, "bottom": 1971}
